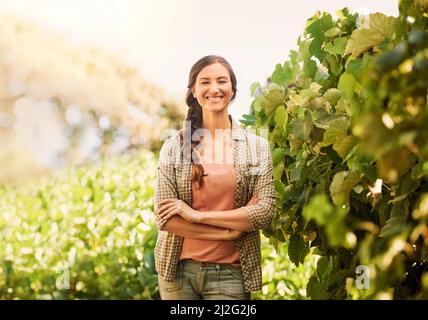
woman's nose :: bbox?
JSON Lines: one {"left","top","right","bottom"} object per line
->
{"left": 208, "top": 84, "right": 220, "bottom": 93}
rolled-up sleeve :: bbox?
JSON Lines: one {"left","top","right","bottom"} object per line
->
{"left": 154, "top": 137, "right": 178, "bottom": 230}
{"left": 242, "top": 138, "right": 276, "bottom": 231}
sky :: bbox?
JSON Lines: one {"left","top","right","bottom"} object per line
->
{"left": 0, "top": 0, "right": 399, "bottom": 120}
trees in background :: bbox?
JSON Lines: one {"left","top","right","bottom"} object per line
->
{"left": 0, "top": 16, "right": 185, "bottom": 185}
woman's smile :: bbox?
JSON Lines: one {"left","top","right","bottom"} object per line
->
{"left": 206, "top": 95, "right": 224, "bottom": 103}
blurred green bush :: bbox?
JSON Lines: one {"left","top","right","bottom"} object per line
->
{"left": 254, "top": 238, "right": 317, "bottom": 300}
{"left": 0, "top": 150, "right": 159, "bottom": 299}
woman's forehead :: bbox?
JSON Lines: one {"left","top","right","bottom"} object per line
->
{"left": 197, "top": 63, "right": 230, "bottom": 79}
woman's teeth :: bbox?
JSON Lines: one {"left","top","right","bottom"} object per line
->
{"left": 207, "top": 96, "right": 223, "bottom": 102}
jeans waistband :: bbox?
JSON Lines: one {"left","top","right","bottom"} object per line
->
{"left": 180, "top": 259, "right": 239, "bottom": 270}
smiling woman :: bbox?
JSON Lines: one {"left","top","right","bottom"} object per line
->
{"left": 153, "top": 55, "right": 276, "bottom": 300}
{"left": 193, "top": 64, "right": 234, "bottom": 113}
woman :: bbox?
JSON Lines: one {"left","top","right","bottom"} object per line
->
{"left": 154, "top": 55, "right": 275, "bottom": 300}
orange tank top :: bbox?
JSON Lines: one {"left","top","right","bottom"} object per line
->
{"left": 179, "top": 163, "right": 240, "bottom": 267}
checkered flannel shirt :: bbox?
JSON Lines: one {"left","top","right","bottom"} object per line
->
{"left": 154, "top": 117, "right": 276, "bottom": 292}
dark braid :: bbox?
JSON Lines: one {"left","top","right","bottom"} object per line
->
{"left": 185, "top": 100, "right": 206, "bottom": 190}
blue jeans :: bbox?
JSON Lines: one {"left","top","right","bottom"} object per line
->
{"left": 158, "top": 260, "right": 251, "bottom": 300}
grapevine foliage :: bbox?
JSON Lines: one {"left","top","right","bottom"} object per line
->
{"left": 242, "top": 0, "right": 428, "bottom": 299}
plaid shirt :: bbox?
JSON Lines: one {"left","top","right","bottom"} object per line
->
{"left": 154, "top": 117, "right": 276, "bottom": 292}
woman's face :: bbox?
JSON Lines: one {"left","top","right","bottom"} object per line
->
{"left": 192, "top": 62, "right": 234, "bottom": 113}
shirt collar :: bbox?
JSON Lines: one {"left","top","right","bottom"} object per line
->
{"left": 179, "top": 115, "right": 246, "bottom": 142}
{"left": 230, "top": 115, "right": 246, "bottom": 141}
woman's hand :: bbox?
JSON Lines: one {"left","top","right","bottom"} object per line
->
{"left": 156, "top": 199, "right": 200, "bottom": 223}
{"left": 228, "top": 229, "right": 243, "bottom": 240}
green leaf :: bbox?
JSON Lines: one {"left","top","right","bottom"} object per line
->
{"left": 317, "top": 256, "right": 333, "bottom": 280}
{"left": 300, "top": 89, "right": 321, "bottom": 100}
{"left": 330, "top": 171, "right": 361, "bottom": 206}
{"left": 348, "top": 160, "right": 377, "bottom": 183}
{"left": 271, "top": 63, "right": 287, "bottom": 85}
{"left": 411, "top": 161, "right": 428, "bottom": 179}
{"left": 333, "top": 135, "right": 358, "bottom": 160}
{"left": 260, "top": 84, "right": 285, "bottom": 116}
{"left": 345, "top": 29, "right": 384, "bottom": 57}
{"left": 338, "top": 73, "right": 356, "bottom": 101}
{"left": 252, "top": 96, "right": 263, "bottom": 113}
{"left": 304, "top": 110, "right": 314, "bottom": 138}
{"left": 303, "top": 194, "right": 334, "bottom": 225}
{"left": 274, "top": 105, "right": 288, "bottom": 132}
{"left": 326, "top": 269, "right": 348, "bottom": 290}
{"left": 271, "top": 126, "right": 287, "bottom": 146}
{"left": 303, "top": 59, "right": 318, "bottom": 78}
{"left": 239, "top": 114, "right": 256, "bottom": 126}
{"left": 288, "top": 234, "right": 310, "bottom": 266}
{"left": 306, "top": 276, "right": 329, "bottom": 299}
{"left": 369, "top": 13, "right": 397, "bottom": 40}
{"left": 324, "top": 37, "right": 348, "bottom": 55}
{"left": 324, "top": 27, "right": 341, "bottom": 38}
{"left": 291, "top": 110, "right": 313, "bottom": 141}
{"left": 309, "top": 37, "right": 327, "bottom": 61}
{"left": 324, "top": 88, "right": 342, "bottom": 105}
{"left": 312, "top": 110, "right": 347, "bottom": 129}
{"left": 274, "top": 179, "right": 286, "bottom": 195}
{"left": 250, "top": 82, "right": 261, "bottom": 96}
{"left": 272, "top": 148, "right": 284, "bottom": 167}
{"left": 283, "top": 203, "right": 300, "bottom": 231}
{"left": 314, "top": 68, "right": 329, "bottom": 82}
{"left": 396, "top": 172, "right": 421, "bottom": 201}
{"left": 322, "top": 118, "right": 350, "bottom": 146}
{"left": 325, "top": 54, "right": 341, "bottom": 75}
{"left": 271, "top": 58, "right": 299, "bottom": 86}
{"left": 379, "top": 201, "right": 409, "bottom": 238}
{"left": 309, "top": 82, "right": 323, "bottom": 92}
{"left": 289, "top": 134, "right": 303, "bottom": 156}
{"left": 306, "top": 13, "right": 334, "bottom": 41}
{"left": 298, "top": 39, "right": 312, "bottom": 61}
{"left": 345, "top": 55, "right": 374, "bottom": 79}
{"left": 300, "top": 88, "right": 322, "bottom": 99}
{"left": 242, "top": 114, "right": 255, "bottom": 120}
{"left": 273, "top": 161, "right": 285, "bottom": 180}
{"left": 290, "top": 161, "right": 304, "bottom": 182}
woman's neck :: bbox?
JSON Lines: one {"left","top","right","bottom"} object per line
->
{"left": 201, "top": 111, "right": 231, "bottom": 136}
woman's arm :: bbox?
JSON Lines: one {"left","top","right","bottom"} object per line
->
{"left": 191, "top": 196, "right": 259, "bottom": 232}
{"left": 158, "top": 196, "right": 260, "bottom": 233}
{"left": 196, "top": 207, "right": 254, "bottom": 232}
{"left": 154, "top": 137, "right": 179, "bottom": 231}
{"left": 161, "top": 216, "right": 242, "bottom": 240}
